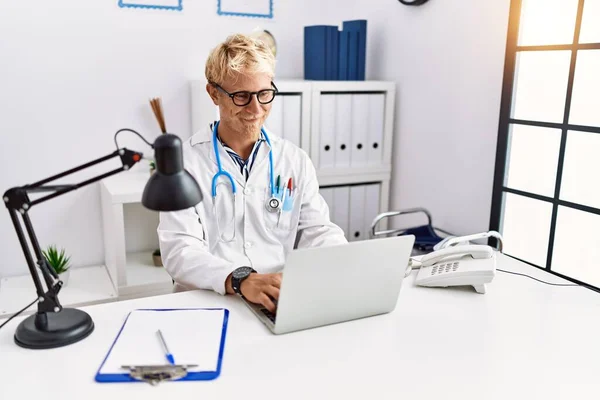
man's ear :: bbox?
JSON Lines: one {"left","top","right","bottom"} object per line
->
{"left": 206, "top": 83, "right": 219, "bottom": 105}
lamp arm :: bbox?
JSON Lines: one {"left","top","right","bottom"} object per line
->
{"left": 2, "top": 147, "right": 144, "bottom": 315}
{"left": 20, "top": 148, "right": 143, "bottom": 208}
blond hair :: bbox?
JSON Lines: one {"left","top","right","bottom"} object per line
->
{"left": 205, "top": 33, "right": 276, "bottom": 85}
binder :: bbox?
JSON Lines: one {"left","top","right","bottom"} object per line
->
{"left": 343, "top": 20, "right": 367, "bottom": 80}
{"left": 326, "top": 26, "right": 339, "bottom": 80}
{"left": 363, "top": 184, "right": 380, "bottom": 239}
{"left": 367, "top": 94, "right": 385, "bottom": 165}
{"left": 338, "top": 30, "right": 350, "bottom": 80}
{"left": 304, "top": 26, "right": 328, "bottom": 80}
{"left": 334, "top": 94, "right": 352, "bottom": 168}
{"left": 283, "top": 95, "right": 302, "bottom": 147}
{"left": 319, "top": 94, "right": 336, "bottom": 169}
{"left": 347, "top": 31, "right": 359, "bottom": 80}
{"left": 319, "top": 187, "right": 335, "bottom": 217}
{"left": 333, "top": 186, "right": 350, "bottom": 238}
{"left": 348, "top": 185, "right": 366, "bottom": 242}
{"left": 304, "top": 26, "right": 315, "bottom": 79}
{"left": 95, "top": 308, "right": 229, "bottom": 383}
{"left": 350, "top": 94, "right": 369, "bottom": 167}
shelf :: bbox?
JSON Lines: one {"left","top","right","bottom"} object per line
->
{"left": 310, "top": 80, "right": 395, "bottom": 92}
{"left": 271, "top": 78, "right": 394, "bottom": 91}
{"left": 317, "top": 167, "right": 392, "bottom": 186}
{"left": 100, "top": 164, "right": 392, "bottom": 200}
{"left": 0, "top": 265, "right": 117, "bottom": 319}
{"left": 119, "top": 251, "right": 173, "bottom": 297}
{"left": 101, "top": 171, "right": 150, "bottom": 204}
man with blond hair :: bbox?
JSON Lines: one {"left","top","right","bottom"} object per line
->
{"left": 158, "top": 34, "right": 346, "bottom": 313}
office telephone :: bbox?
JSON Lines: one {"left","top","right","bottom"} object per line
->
{"left": 411, "top": 231, "right": 502, "bottom": 294}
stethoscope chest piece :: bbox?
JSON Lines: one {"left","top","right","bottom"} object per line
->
{"left": 266, "top": 196, "right": 281, "bottom": 213}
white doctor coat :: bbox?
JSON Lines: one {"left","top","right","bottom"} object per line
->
{"left": 157, "top": 124, "right": 347, "bottom": 295}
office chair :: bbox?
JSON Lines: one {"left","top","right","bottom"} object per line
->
{"left": 370, "top": 207, "right": 454, "bottom": 255}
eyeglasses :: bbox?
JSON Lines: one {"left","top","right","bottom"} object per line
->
{"left": 211, "top": 81, "right": 279, "bottom": 107}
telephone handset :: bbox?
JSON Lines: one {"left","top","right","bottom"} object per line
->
{"left": 414, "top": 243, "right": 497, "bottom": 294}
{"left": 420, "top": 245, "right": 494, "bottom": 267}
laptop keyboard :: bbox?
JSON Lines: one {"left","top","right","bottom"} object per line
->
{"left": 260, "top": 308, "right": 276, "bottom": 323}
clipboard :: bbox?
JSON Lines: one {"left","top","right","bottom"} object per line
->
{"left": 95, "top": 308, "right": 229, "bottom": 384}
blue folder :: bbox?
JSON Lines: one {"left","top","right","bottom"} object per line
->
{"left": 326, "top": 26, "right": 339, "bottom": 80}
{"left": 304, "top": 25, "right": 333, "bottom": 80}
{"left": 338, "top": 30, "right": 349, "bottom": 80}
{"left": 343, "top": 20, "right": 367, "bottom": 80}
{"left": 347, "top": 31, "right": 359, "bottom": 80}
{"left": 95, "top": 308, "right": 229, "bottom": 383}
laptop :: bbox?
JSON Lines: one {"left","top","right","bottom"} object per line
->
{"left": 242, "top": 235, "right": 415, "bottom": 334}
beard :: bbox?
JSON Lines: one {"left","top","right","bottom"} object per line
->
{"left": 235, "top": 115, "right": 265, "bottom": 139}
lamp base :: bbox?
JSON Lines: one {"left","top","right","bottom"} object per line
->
{"left": 14, "top": 308, "right": 94, "bottom": 349}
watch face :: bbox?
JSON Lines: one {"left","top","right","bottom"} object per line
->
{"left": 232, "top": 266, "right": 253, "bottom": 280}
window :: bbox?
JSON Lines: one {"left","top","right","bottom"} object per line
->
{"left": 491, "top": 0, "right": 600, "bottom": 290}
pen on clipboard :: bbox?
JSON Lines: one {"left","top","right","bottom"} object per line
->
{"left": 156, "top": 330, "right": 175, "bottom": 365}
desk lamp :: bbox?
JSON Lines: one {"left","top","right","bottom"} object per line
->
{"left": 2, "top": 99, "right": 202, "bottom": 349}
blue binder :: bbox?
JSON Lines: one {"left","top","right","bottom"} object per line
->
{"left": 338, "top": 30, "right": 349, "bottom": 80}
{"left": 342, "top": 20, "right": 367, "bottom": 80}
{"left": 304, "top": 26, "right": 327, "bottom": 80}
{"left": 347, "top": 31, "right": 359, "bottom": 80}
{"left": 95, "top": 308, "right": 229, "bottom": 383}
{"left": 304, "top": 26, "right": 316, "bottom": 80}
{"left": 326, "top": 26, "right": 339, "bottom": 80}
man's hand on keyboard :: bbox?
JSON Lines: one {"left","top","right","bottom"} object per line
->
{"left": 240, "top": 273, "right": 281, "bottom": 313}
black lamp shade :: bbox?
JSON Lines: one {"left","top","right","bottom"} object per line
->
{"left": 142, "top": 133, "right": 202, "bottom": 211}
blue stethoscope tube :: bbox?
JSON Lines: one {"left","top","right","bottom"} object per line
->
{"left": 211, "top": 120, "right": 276, "bottom": 198}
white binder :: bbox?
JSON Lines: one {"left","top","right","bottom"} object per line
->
{"left": 334, "top": 94, "right": 352, "bottom": 168}
{"left": 267, "top": 95, "right": 283, "bottom": 137}
{"left": 283, "top": 95, "right": 302, "bottom": 148}
{"left": 319, "top": 94, "right": 336, "bottom": 169}
{"left": 319, "top": 187, "right": 335, "bottom": 218}
{"left": 367, "top": 94, "right": 385, "bottom": 165}
{"left": 348, "top": 185, "right": 366, "bottom": 242}
{"left": 364, "top": 184, "right": 381, "bottom": 239}
{"left": 351, "top": 94, "right": 369, "bottom": 167}
{"left": 333, "top": 186, "right": 350, "bottom": 239}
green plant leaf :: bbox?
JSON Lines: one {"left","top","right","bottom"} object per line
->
{"left": 42, "top": 245, "right": 71, "bottom": 274}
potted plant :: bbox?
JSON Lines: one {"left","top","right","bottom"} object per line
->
{"left": 153, "top": 248, "right": 163, "bottom": 267}
{"left": 149, "top": 159, "right": 156, "bottom": 175}
{"left": 42, "top": 245, "right": 71, "bottom": 287}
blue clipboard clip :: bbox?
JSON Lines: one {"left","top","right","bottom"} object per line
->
{"left": 121, "top": 364, "right": 198, "bottom": 386}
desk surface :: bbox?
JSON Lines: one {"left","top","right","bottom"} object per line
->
{"left": 1, "top": 254, "right": 599, "bottom": 400}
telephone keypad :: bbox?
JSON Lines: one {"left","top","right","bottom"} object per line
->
{"left": 430, "top": 262, "right": 460, "bottom": 275}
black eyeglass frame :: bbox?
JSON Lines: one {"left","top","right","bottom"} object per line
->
{"left": 210, "top": 81, "right": 279, "bottom": 107}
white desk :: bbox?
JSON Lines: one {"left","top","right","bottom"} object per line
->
{"left": 1, "top": 254, "right": 599, "bottom": 400}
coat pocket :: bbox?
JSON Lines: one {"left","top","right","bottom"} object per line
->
{"left": 263, "top": 186, "right": 299, "bottom": 232}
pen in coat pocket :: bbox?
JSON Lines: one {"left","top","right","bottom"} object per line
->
{"left": 278, "top": 187, "right": 287, "bottom": 225}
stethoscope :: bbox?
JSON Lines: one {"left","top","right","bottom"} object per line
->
{"left": 211, "top": 121, "right": 281, "bottom": 242}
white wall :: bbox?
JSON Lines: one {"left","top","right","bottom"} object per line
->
{"left": 0, "top": 0, "right": 510, "bottom": 277}
{"left": 362, "top": 0, "right": 511, "bottom": 236}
